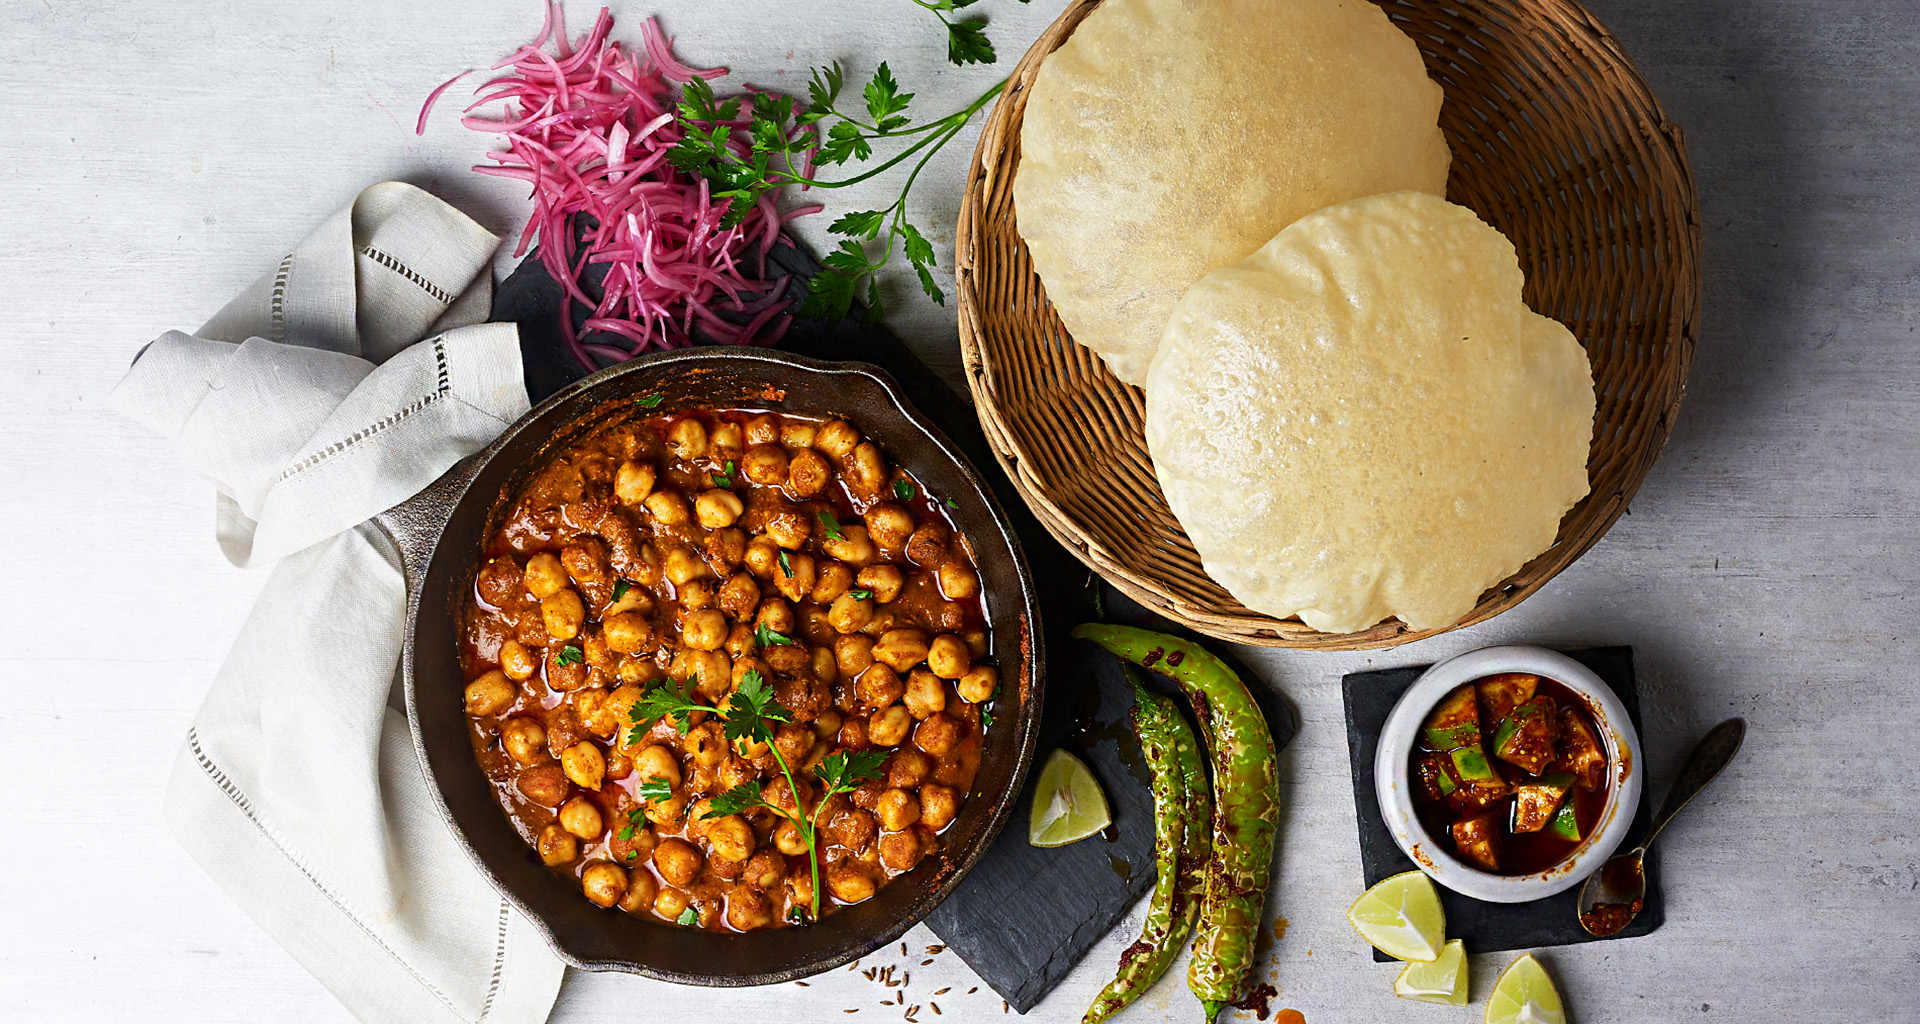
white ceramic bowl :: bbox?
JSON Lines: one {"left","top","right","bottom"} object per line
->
{"left": 1374, "top": 645, "right": 1643, "bottom": 903}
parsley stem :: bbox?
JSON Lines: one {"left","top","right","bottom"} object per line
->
{"left": 777, "top": 80, "right": 1003, "bottom": 190}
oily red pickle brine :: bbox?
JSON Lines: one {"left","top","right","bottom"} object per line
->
{"left": 459, "top": 405, "right": 998, "bottom": 931}
{"left": 1408, "top": 673, "right": 1611, "bottom": 875}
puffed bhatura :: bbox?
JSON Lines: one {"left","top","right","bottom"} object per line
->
{"left": 1144, "top": 191, "right": 1595, "bottom": 634}
{"left": 1014, "top": 0, "right": 1450, "bottom": 385}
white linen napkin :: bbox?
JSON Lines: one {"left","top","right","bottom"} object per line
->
{"left": 108, "top": 181, "right": 566, "bottom": 1024}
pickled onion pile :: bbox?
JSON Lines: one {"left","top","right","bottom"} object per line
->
{"left": 427, "top": 3, "right": 820, "bottom": 367}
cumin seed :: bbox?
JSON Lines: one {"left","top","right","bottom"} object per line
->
{"left": 967, "top": 988, "right": 978, "bottom": 995}
{"left": 933, "top": 988, "right": 950, "bottom": 996}
{"left": 920, "top": 959, "right": 934, "bottom": 966}
{"left": 932, "top": 1004, "right": 942, "bottom": 1015}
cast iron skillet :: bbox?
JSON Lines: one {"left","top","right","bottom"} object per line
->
{"left": 376, "top": 348, "right": 1042, "bottom": 985}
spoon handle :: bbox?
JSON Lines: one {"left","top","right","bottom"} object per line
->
{"left": 1644, "top": 717, "right": 1746, "bottom": 847}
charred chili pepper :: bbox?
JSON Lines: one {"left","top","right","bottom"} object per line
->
{"left": 1072, "top": 624, "right": 1280, "bottom": 1022}
{"left": 1081, "top": 666, "right": 1213, "bottom": 1024}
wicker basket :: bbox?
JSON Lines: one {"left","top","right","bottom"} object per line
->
{"left": 956, "top": 0, "right": 1701, "bottom": 650}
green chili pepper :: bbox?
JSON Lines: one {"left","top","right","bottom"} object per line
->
{"left": 1082, "top": 666, "right": 1213, "bottom": 1024}
{"left": 1073, "top": 624, "right": 1280, "bottom": 1022}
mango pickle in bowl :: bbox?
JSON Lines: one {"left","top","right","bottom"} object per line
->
{"left": 1374, "top": 646, "right": 1642, "bottom": 903}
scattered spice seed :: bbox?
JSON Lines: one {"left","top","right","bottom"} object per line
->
{"left": 967, "top": 988, "right": 978, "bottom": 995}
{"left": 920, "top": 959, "right": 934, "bottom": 966}
{"left": 901, "top": 943, "right": 908, "bottom": 956}
{"left": 932, "top": 1004, "right": 942, "bottom": 1015}
{"left": 926, "top": 944, "right": 945, "bottom": 954}
{"left": 797, "top": 982, "right": 810, "bottom": 987}
{"left": 934, "top": 988, "right": 950, "bottom": 996}
{"left": 844, "top": 1010, "right": 859, "bottom": 1014}
{"left": 1003, "top": 1001, "right": 1010, "bottom": 1013}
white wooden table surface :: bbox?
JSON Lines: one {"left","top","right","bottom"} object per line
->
{"left": 4, "top": 1, "right": 1917, "bottom": 1021}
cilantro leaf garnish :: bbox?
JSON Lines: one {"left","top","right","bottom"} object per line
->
{"left": 612, "top": 579, "right": 631, "bottom": 602}
{"left": 817, "top": 508, "right": 845, "bottom": 541}
{"left": 618, "top": 824, "right": 636, "bottom": 841}
{"left": 636, "top": 393, "right": 665, "bottom": 409}
{"left": 754, "top": 622, "right": 796, "bottom": 648}
{"left": 636, "top": 778, "right": 673, "bottom": 804}
{"left": 778, "top": 549, "right": 794, "bottom": 578}
{"left": 849, "top": 588, "right": 873, "bottom": 600}
{"left": 813, "top": 748, "right": 890, "bottom": 794}
{"left": 676, "top": 906, "right": 699, "bottom": 926}
{"left": 555, "top": 645, "right": 584, "bottom": 667}
{"left": 893, "top": 477, "right": 917, "bottom": 501}
{"left": 630, "top": 681, "right": 704, "bottom": 737}
{"left": 712, "top": 459, "right": 736, "bottom": 488}
{"left": 704, "top": 781, "right": 765, "bottom": 819}
{"left": 944, "top": 497, "right": 959, "bottom": 509}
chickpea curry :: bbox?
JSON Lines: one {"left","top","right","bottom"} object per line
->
{"left": 460, "top": 402, "right": 998, "bottom": 931}
{"left": 1409, "top": 673, "right": 1610, "bottom": 875}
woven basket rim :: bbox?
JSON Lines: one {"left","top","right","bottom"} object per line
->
{"left": 955, "top": 0, "right": 1702, "bottom": 650}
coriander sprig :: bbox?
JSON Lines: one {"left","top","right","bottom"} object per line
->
{"left": 907, "top": 0, "right": 1027, "bottom": 67}
{"left": 627, "top": 669, "right": 884, "bottom": 921}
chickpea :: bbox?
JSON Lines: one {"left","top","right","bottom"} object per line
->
{"left": 517, "top": 763, "right": 570, "bottom": 806}
{"left": 524, "top": 552, "right": 568, "bottom": 599}
{"left": 742, "top": 443, "right": 789, "bottom": 486}
{"left": 879, "top": 828, "right": 927, "bottom": 872}
{"left": 904, "top": 669, "right": 948, "bottom": 720}
{"left": 906, "top": 522, "right": 951, "bottom": 567}
{"left": 717, "top": 572, "right": 761, "bottom": 619}
{"left": 536, "top": 823, "right": 578, "bottom": 867}
{"left": 869, "top": 705, "right": 913, "bottom": 747}
{"left": 812, "top": 709, "right": 845, "bottom": 740}
{"left": 958, "top": 665, "right": 999, "bottom": 704}
{"left": 963, "top": 630, "right": 990, "bottom": 658}
{"left": 771, "top": 553, "right": 815, "bottom": 604}
{"left": 464, "top": 670, "right": 515, "bottom": 716}
{"left": 927, "top": 634, "right": 972, "bottom": 680}
{"left": 810, "top": 561, "right": 854, "bottom": 604}
{"left": 871, "top": 629, "right": 930, "bottom": 673}
{"left": 679, "top": 578, "right": 716, "bottom": 611}
{"left": 561, "top": 741, "right": 606, "bottom": 790}
{"left": 745, "top": 850, "right": 788, "bottom": 891}
{"left": 618, "top": 868, "right": 659, "bottom": 915}
{"left": 856, "top": 663, "right": 905, "bottom": 708}
{"left": 744, "top": 413, "right": 782, "bottom": 446}
{"left": 559, "top": 796, "right": 605, "bottom": 840}
{"left": 864, "top": 503, "right": 916, "bottom": 550}
{"left": 786, "top": 449, "right": 831, "bottom": 498}
{"left": 604, "top": 746, "right": 634, "bottom": 782}
{"left": 860, "top": 608, "right": 899, "bottom": 637}
{"left": 744, "top": 536, "right": 782, "bottom": 580}
{"left": 856, "top": 565, "right": 905, "bottom": 604}
{"left": 834, "top": 634, "right": 875, "bottom": 676}
{"left": 844, "top": 442, "right": 888, "bottom": 497}
{"left": 871, "top": 739, "right": 931, "bottom": 786}
{"left": 727, "top": 887, "right": 774, "bottom": 931}
{"left": 828, "top": 592, "right": 875, "bottom": 634}
{"left": 765, "top": 510, "right": 811, "bottom": 550}
{"left": 544, "top": 644, "right": 588, "bottom": 691}
{"left": 677, "top": 608, "right": 726, "bottom": 652}
{"left": 643, "top": 489, "right": 691, "bottom": 527}
{"left": 653, "top": 886, "right": 690, "bottom": 921}
{"left": 581, "top": 862, "right": 628, "bottom": 909}
{"left": 574, "top": 690, "right": 615, "bottom": 739}
{"left": 685, "top": 721, "right": 728, "bottom": 767}
{"left": 933, "top": 600, "right": 968, "bottom": 633}
{"left": 615, "top": 460, "right": 657, "bottom": 505}
{"left": 645, "top": 793, "right": 688, "bottom": 826}
{"left": 774, "top": 819, "right": 810, "bottom": 856}
{"left": 822, "top": 524, "right": 878, "bottom": 567}
{"left": 811, "top": 645, "right": 839, "bottom": 685}
{"left": 708, "top": 815, "right": 757, "bottom": 863}
{"left": 663, "top": 545, "right": 711, "bottom": 588}
{"left": 938, "top": 561, "right": 981, "bottom": 600}
{"left": 779, "top": 418, "right": 817, "bottom": 450}
{"left": 653, "top": 838, "right": 703, "bottom": 887}
{"left": 616, "top": 659, "right": 663, "bottom": 687}
{"left": 705, "top": 527, "right": 747, "bottom": 570}
{"left": 838, "top": 715, "right": 869, "bottom": 750}
{"left": 477, "top": 555, "right": 526, "bottom": 606}
{"left": 694, "top": 489, "right": 745, "bottom": 529}
{"left": 501, "top": 717, "right": 547, "bottom": 766}
{"left": 815, "top": 419, "right": 861, "bottom": 460}
{"left": 762, "top": 774, "right": 810, "bottom": 819}
{"left": 774, "top": 722, "right": 813, "bottom": 767}
{"left": 687, "top": 650, "right": 732, "bottom": 702}
{"left": 802, "top": 605, "right": 837, "bottom": 646}
{"left": 598, "top": 611, "right": 651, "bottom": 655}
{"left": 498, "top": 641, "right": 538, "bottom": 681}
{"left": 541, "top": 589, "right": 586, "bottom": 642}
{"left": 827, "top": 807, "right": 878, "bottom": 852}
{"left": 560, "top": 542, "right": 612, "bottom": 590}
{"left": 912, "top": 787, "right": 955, "bottom": 835}
{"left": 826, "top": 864, "right": 878, "bottom": 904}
{"left": 754, "top": 598, "right": 797, "bottom": 638}
{"left": 633, "top": 744, "right": 683, "bottom": 789}
{"left": 666, "top": 417, "right": 709, "bottom": 461}
{"left": 915, "top": 713, "right": 962, "bottom": 757}
{"left": 710, "top": 421, "right": 744, "bottom": 463}
{"left": 787, "top": 867, "right": 817, "bottom": 911}
{"left": 875, "top": 788, "right": 922, "bottom": 832}
{"left": 718, "top": 754, "right": 757, "bottom": 791}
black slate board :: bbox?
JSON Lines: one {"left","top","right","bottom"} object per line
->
{"left": 489, "top": 241, "right": 1295, "bottom": 1011}
{"left": 1341, "top": 647, "right": 1663, "bottom": 961}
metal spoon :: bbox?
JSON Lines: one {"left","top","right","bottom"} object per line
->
{"left": 1576, "top": 717, "right": 1746, "bottom": 936}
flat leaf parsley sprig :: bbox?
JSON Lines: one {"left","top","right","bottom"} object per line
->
{"left": 627, "top": 670, "right": 886, "bottom": 923}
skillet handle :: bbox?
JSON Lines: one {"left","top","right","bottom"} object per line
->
{"left": 371, "top": 452, "right": 488, "bottom": 596}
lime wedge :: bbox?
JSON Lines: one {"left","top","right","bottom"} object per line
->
{"left": 1346, "top": 870, "right": 1446, "bottom": 961}
{"left": 1028, "top": 749, "right": 1111, "bottom": 847}
{"left": 1394, "top": 939, "right": 1468, "bottom": 1005}
{"left": 1485, "top": 953, "right": 1565, "bottom": 1024}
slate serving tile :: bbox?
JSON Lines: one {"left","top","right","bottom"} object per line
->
{"left": 490, "top": 243, "right": 1295, "bottom": 1010}
{"left": 1342, "top": 646, "right": 1663, "bottom": 962}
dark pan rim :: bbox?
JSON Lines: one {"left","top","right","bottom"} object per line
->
{"left": 394, "top": 347, "right": 1043, "bottom": 985}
